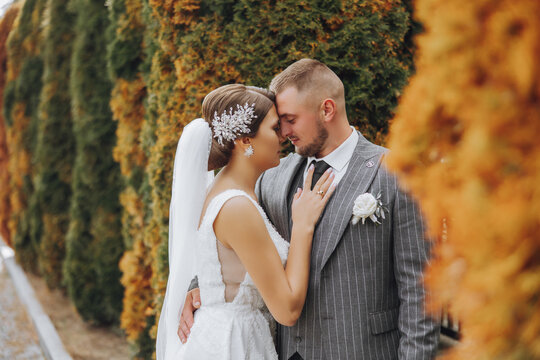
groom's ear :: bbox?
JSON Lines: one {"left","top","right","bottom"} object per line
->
{"left": 321, "top": 98, "right": 337, "bottom": 122}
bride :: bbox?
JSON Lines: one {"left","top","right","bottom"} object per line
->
{"left": 156, "top": 84, "right": 336, "bottom": 359}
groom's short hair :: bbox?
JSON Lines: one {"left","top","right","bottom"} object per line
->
{"left": 269, "top": 58, "right": 345, "bottom": 105}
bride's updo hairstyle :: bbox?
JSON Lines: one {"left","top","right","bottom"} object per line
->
{"left": 202, "top": 84, "right": 275, "bottom": 170}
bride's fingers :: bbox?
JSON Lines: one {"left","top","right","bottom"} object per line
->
{"left": 177, "top": 327, "right": 184, "bottom": 343}
{"left": 303, "top": 164, "right": 315, "bottom": 190}
{"left": 312, "top": 168, "right": 333, "bottom": 193}
{"left": 314, "top": 172, "right": 335, "bottom": 205}
{"left": 323, "top": 183, "right": 337, "bottom": 202}
{"left": 319, "top": 171, "right": 335, "bottom": 194}
{"left": 191, "top": 288, "right": 201, "bottom": 309}
{"left": 178, "top": 321, "right": 186, "bottom": 342}
{"left": 312, "top": 170, "right": 333, "bottom": 195}
{"left": 293, "top": 187, "right": 303, "bottom": 201}
{"left": 179, "top": 320, "right": 190, "bottom": 342}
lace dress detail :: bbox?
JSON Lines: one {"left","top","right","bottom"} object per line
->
{"left": 177, "top": 190, "right": 289, "bottom": 360}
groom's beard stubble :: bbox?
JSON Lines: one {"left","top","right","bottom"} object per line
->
{"left": 295, "top": 118, "right": 329, "bottom": 158}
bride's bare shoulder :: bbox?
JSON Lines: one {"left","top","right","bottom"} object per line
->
{"left": 217, "top": 194, "right": 259, "bottom": 221}
{"left": 214, "top": 194, "right": 266, "bottom": 244}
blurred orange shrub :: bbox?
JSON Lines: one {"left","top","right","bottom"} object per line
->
{"left": 386, "top": 0, "right": 540, "bottom": 358}
{"left": 0, "top": 5, "right": 20, "bottom": 247}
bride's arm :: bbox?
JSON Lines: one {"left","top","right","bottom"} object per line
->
{"left": 215, "top": 168, "right": 335, "bottom": 326}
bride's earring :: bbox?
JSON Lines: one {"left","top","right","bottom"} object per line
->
{"left": 244, "top": 145, "right": 254, "bottom": 158}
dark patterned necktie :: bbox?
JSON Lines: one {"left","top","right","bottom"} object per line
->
{"left": 309, "top": 160, "right": 331, "bottom": 190}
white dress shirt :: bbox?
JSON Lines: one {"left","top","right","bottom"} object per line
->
{"left": 303, "top": 127, "right": 359, "bottom": 186}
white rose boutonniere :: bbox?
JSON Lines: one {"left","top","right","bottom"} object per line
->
{"left": 351, "top": 192, "right": 388, "bottom": 225}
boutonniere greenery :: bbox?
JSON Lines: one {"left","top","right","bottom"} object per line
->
{"left": 351, "top": 192, "right": 388, "bottom": 225}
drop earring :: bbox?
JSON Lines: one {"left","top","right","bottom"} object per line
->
{"left": 244, "top": 145, "right": 254, "bottom": 157}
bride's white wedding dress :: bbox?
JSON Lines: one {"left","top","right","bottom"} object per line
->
{"left": 177, "top": 189, "right": 289, "bottom": 360}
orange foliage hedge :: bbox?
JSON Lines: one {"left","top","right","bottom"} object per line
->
{"left": 107, "top": 0, "right": 152, "bottom": 353}
{"left": 113, "top": 77, "right": 151, "bottom": 349}
{"left": 386, "top": 0, "right": 540, "bottom": 358}
{"left": 0, "top": 5, "right": 20, "bottom": 247}
{"left": 143, "top": 0, "right": 236, "bottom": 346}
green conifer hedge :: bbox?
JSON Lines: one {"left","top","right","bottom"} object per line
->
{"left": 63, "top": 0, "right": 124, "bottom": 325}
{"left": 32, "top": 0, "right": 76, "bottom": 289}
{"left": 3, "top": 0, "right": 47, "bottom": 272}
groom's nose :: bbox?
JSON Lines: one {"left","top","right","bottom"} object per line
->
{"left": 280, "top": 121, "right": 291, "bottom": 138}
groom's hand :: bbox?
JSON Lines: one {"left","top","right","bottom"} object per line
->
{"left": 177, "top": 288, "right": 201, "bottom": 343}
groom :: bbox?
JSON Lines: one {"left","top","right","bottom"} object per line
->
{"left": 180, "top": 59, "right": 440, "bottom": 359}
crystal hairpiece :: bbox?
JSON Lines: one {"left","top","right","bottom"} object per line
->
{"left": 212, "top": 102, "right": 257, "bottom": 146}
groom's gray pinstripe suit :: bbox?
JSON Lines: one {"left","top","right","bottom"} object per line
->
{"left": 256, "top": 131, "right": 440, "bottom": 360}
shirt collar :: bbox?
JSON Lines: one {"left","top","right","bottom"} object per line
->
{"left": 306, "top": 127, "right": 358, "bottom": 172}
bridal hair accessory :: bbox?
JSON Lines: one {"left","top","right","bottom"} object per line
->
{"left": 244, "top": 144, "right": 254, "bottom": 157}
{"left": 351, "top": 192, "right": 387, "bottom": 225}
{"left": 212, "top": 102, "right": 257, "bottom": 145}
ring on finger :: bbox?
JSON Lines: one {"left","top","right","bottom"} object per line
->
{"left": 316, "top": 190, "right": 324, "bottom": 196}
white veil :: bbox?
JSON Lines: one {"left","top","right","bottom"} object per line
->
{"left": 156, "top": 118, "right": 214, "bottom": 360}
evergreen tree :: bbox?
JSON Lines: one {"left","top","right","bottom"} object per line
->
{"left": 64, "top": 0, "right": 124, "bottom": 324}
{"left": 3, "top": 0, "right": 47, "bottom": 271}
{"left": 32, "top": 0, "right": 76, "bottom": 289}
{"left": 183, "top": 0, "right": 417, "bottom": 143}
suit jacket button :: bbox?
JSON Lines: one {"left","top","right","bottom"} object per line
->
{"left": 295, "top": 336, "right": 302, "bottom": 344}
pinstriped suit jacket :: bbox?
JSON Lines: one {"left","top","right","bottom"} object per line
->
{"left": 256, "top": 132, "right": 440, "bottom": 360}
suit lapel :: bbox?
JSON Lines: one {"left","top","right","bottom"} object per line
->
{"left": 318, "top": 132, "right": 385, "bottom": 270}
{"left": 270, "top": 154, "right": 304, "bottom": 241}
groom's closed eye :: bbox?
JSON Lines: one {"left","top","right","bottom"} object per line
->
{"left": 280, "top": 119, "right": 295, "bottom": 127}
{"left": 279, "top": 114, "right": 295, "bottom": 122}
